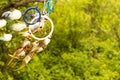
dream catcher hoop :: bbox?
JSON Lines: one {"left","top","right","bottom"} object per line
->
{"left": 28, "top": 15, "right": 54, "bottom": 40}
{"left": 23, "top": 7, "right": 41, "bottom": 25}
{"left": 7, "top": 0, "right": 54, "bottom": 70}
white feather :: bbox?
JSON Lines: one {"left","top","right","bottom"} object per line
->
{"left": 2, "top": 11, "right": 12, "bottom": 18}
{"left": 18, "top": 50, "right": 25, "bottom": 57}
{"left": 21, "top": 40, "right": 31, "bottom": 47}
{"left": 9, "top": 9, "right": 22, "bottom": 20}
{"left": 29, "top": 22, "right": 41, "bottom": 32}
{"left": 0, "top": 19, "right": 7, "bottom": 28}
{"left": 44, "top": 38, "right": 50, "bottom": 45}
{"left": 37, "top": 47, "right": 43, "bottom": 53}
{"left": 2, "top": 9, "right": 22, "bottom": 20}
{"left": 0, "top": 33, "right": 12, "bottom": 41}
{"left": 11, "top": 23, "right": 26, "bottom": 31}
{"left": 20, "top": 31, "right": 30, "bottom": 37}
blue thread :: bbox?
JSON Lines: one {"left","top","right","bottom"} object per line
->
{"left": 45, "top": 0, "right": 54, "bottom": 16}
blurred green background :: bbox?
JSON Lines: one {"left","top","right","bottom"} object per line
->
{"left": 0, "top": 0, "right": 120, "bottom": 80}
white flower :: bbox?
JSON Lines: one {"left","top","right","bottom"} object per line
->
{"left": 0, "top": 33, "right": 12, "bottom": 41}
{"left": 11, "top": 23, "right": 26, "bottom": 31}
{"left": 0, "top": 19, "right": 7, "bottom": 28}
{"left": 2, "top": 9, "right": 22, "bottom": 20}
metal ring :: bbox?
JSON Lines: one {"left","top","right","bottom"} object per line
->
{"left": 28, "top": 15, "right": 54, "bottom": 40}
{"left": 23, "top": 7, "right": 41, "bottom": 25}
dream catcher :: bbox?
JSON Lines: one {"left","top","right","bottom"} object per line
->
{"left": 7, "top": 0, "right": 54, "bottom": 70}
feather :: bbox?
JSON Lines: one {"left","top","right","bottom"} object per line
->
{"left": 0, "top": 19, "right": 7, "bottom": 28}
{"left": 11, "top": 23, "right": 26, "bottom": 31}
{"left": 0, "top": 33, "right": 12, "bottom": 41}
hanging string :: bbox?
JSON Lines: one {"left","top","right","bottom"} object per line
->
{"left": 36, "top": 2, "right": 39, "bottom": 8}
{"left": 44, "top": 0, "right": 46, "bottom": 8}
{"left": 43, "top": 0, "right": 47, "bottom": 13}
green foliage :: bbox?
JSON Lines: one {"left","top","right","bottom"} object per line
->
{"left": 0, "top": 0, "right": 120, "bottom": 80}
